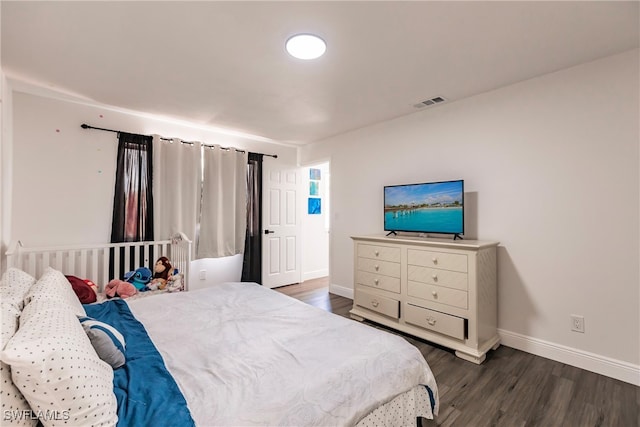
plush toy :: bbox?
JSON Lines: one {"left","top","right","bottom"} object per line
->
{"left": 166, "top": 272, "right": 184, "bottom": 292}
{"left": 124, "top": 267, "right": 152, "bottom": 291}
{"left": 83, "top": 279, "right": 99, "bottom": 296}
{"left": 66, "top": 275, "right": 98, "bottom": 304}
{"left": 105, "top": 279, "right": 137, "bottom": 299}
{"left": 147, "top": 257, "right": 173, "bottom": 291}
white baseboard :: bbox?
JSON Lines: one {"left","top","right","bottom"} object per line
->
{"left": 498, "top": 329, "right": 640, "bottom": 386}
{"left": 329, "top": 283, "right": 353, "bottom": 300}
{"left": 302, "top": 269, "right": 329, "bottom": 282}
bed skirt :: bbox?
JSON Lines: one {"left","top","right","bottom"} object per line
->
{"left": 356, "top": 385, "right": 434, "bottom": 427}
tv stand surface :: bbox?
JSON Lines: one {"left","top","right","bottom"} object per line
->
{"left": 350, "top": 234, "right": 500, "bottom": 364}
{"left": 385, "top": 231, "right": 462, "bottom": 240}
{"left": 373, "top": 234, "right": 496, "bottom": 251}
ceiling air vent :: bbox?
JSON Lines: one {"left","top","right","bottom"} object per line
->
{"left": 414, "top": 96, "right": 447, "bottom": 109}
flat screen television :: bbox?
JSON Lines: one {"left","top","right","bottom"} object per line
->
{"left": 384, "top": 179, "right": 464, "bottom": 238}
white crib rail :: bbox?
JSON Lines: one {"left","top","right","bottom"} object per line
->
{"left": 5, "top": 233, "right": 192, "bottom": 291}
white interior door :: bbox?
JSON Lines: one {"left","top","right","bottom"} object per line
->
{"left": 262, "top": 161, "right": 302, "bottom": 288}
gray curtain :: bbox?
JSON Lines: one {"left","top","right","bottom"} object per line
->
{"left": 197, "top": 146, "right": 248, "bottom": 258}
{"left": 152, "top": 135, "right": 201, "bottom": 242}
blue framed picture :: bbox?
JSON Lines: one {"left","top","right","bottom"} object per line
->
{"left": 310, "top": 168, "right": 321, "bottom": 180}
{"left": 310, "top": 181, "right": 319, "bottom": 196}
{"left": 308, "top": 198, "right": 321, "bottom": 214}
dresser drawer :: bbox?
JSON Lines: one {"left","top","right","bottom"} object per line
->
{"left": 357, "top": 244, "right": 401, "bottom": 263}
{"left": 404, "top": 303, "right": 466, "bottom": 340}
{"left": 357, "top": 257, "right": 401, "bottom": 278}
{"left": 407, "top": 281, "right": 468, "bottom": 309}
{"left": 407, "top": 265, "right": 468, "bottom": 290}
{"left": 355, "top": 289, "right": 400, "bottom": 319}
{"left": 408, "top": 249, "right": 468, "bottom": 273}
{"left": 356, "top": 271, "right": 401, "bottom": 293}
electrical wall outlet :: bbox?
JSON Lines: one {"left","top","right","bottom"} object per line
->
{"left": 199, "top": 270, "right": 206, "bottom": 280}
{"left": 571, "top": 315, "right": 585, "bottom": 333}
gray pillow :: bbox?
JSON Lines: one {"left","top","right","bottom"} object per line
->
{"left": 79, "top": 317, "right": 126, "bottom": 369}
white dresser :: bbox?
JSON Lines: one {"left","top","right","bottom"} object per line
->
{"left": 350, "top": 235, "right": 500, "bottom": 364}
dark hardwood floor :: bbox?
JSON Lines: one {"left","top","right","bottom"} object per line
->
{"left": 276, "top": 278, "right": 640, "bottom": 427}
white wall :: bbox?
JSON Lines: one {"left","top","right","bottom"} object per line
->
{"left": 0, "top": 4, "right": 13, "bottom": 272}
{"left": 300, "top": 50, "right": 640, "bottom": 383}
{"left": 9, "top": 89, "right": 297, "bottom": 284}
{"left": 0, "top": 72, "right": 13, "bottom": 272}
{"left": 301, "top": 162, "right": 330, "bottom": 281}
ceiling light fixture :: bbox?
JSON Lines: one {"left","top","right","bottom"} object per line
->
{"left": 286, "top": 34, "right": 326, "bottom": 60}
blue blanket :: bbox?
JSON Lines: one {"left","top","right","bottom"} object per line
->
{"left": 85, "top": 300, "right": 195, "bottom": 427}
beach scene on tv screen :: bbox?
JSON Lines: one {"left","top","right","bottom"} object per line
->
{"left": 384, "top": 181, "right": 463, "bottom": 233}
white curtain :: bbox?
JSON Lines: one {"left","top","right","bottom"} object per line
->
{"left": 197, "top": 146, "right": 248, "bottom": 259}
{"left": 152, "top": 135, "right": 201, "bottom": 242}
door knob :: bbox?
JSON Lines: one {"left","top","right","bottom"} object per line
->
{"left": 264, "top": 229, "right": 275, "bottom": 234}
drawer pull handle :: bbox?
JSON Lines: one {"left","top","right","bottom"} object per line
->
{"left": 371, "top": 299, "right": 379, "bottom": 308}
{"left": 375, "top": 251, "right": 379, "bottom": 256}
{"left": 375, "top": 265, "right": 380, "bottom": 271}
{"left": 432, "top": 291, "right": 438, "bottom": 298}
{"left": 426, "top": 316, "right": 437, "bottom": 326}
{"left": 432, "top": 257, "right": 438, "bottom": 264}
{"left": 374, "top": 279, "right": 379, "bottom": 286}
{"left": 432, "top": 274, "right": 438, "bottom": 281}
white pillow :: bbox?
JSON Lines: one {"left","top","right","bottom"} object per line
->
{"left": 0, "top": 303, "right": 20, "bottom": 346}
{"left": 1, "top": 297, "right": 118, "bottom": 427}
{"left": 0, "top": 269, "right": 38, "bottom": 427}
{"left": 24, "top": 267, "right": 86, "bottom": 317}
{"left": 1, "top": 305, "right": 37, "bottom": 427}
{"left": 0, "top": 267, "right": 36, "bottom": 312}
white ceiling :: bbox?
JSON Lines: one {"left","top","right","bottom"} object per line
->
{"left": 2, "top": 1, "right": 638, "bottom": 145}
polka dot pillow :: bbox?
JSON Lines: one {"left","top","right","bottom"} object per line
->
{"left": 1, "top": 306, "right": 36, "bottom": 427}
{"left": 0, "top": 267, "right": 36, "bottom": 313}
{"left": 1, "top": 297, "right": 118, "bottom": 427}
{"left": 0, "top": 268, "right": 38, "bottom": 426}
{"left": 0, "top": 268, "right": 36, "bottom": 345}
{"left": 24, "top": 267, "right": 86, "bottom": 317}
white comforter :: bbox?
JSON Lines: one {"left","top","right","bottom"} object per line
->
{"left": 128, "top": 282, "right": 438, "bottom": 426}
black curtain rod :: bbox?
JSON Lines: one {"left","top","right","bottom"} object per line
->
{"left": 80, "top": 123, "right": 278, "bottom": 158}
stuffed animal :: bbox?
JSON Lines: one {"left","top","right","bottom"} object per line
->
{"left": 166, "top": 272, "right": 184, "bottom": 292}
{"left": 83, "top": 279, "right": 99, "bottom": 296}
{"left": 147, "top": 257, "right": 172, "bottom": 291}
{"left": 124, "top": 267, "right": 152, "bottom": 291}
{"left": 105, "top": 279, "right": 137, "bottom": 299}
{"left": 66, "top": 275, "right": 98, "bottom": 304}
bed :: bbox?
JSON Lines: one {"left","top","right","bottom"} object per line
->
{"left": 2, "top": 236, "right": 439, "bottom": 427}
